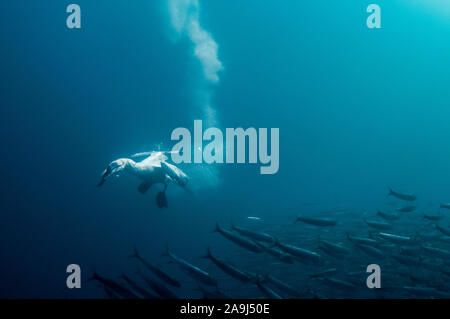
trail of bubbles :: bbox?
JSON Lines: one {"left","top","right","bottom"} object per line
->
{"left": 167, "top": 0, "right": 223, "bottom": 188}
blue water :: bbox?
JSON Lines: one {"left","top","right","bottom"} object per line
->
{"left": 1, "top": 0, "right": 450, "bottom": 298}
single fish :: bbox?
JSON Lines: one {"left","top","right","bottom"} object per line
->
{"left": 388, "top": 188, "right": 416, "bottom": 201}
{"left": 255, "top": 277, "right": 283, "bottom": 299}
{"left": 231, "top": 224, "right": 275, "bottom": 243}
{"left": 365, "top": 219, "right": 392, "bottom": 230}
{"left": 201, "top": 248, "right": 255, "bottom": 283}
{"left": 396, "top": 206, "right": 417, "bottom": 213}
{"left": 377, "top": 210, "right": 399, "bottom": 221}
{"left": 440, "top": 203, "right": 450, "bottom": 210}
{"left": 309, "top": 268, "right": 338, "bottom": 278}
{"left": 129, "top": 246, "right": 181, "bottom": 288}
{"left": 295, "top": 216, "right": 337, "bottom": 227}
{"left": 318, "top": 240, "right": 350, "bottom": 257}
{"left": 435, "top": 224, "right": 450, "bottom": 236}
{"left": 163, "top": 247, "right": 217, "bottom": 287}
{"left": 254, "top": 241, "right": 294, "bottom": 264}
{"left": 424, "top": 213, "right": 443, "bottom": 221}
{"left": 378, "top": 232, "right": 414, "bottom": 245}
{"left": 422, "top": 245, "right": 450, "bottom": 258}
{"left": 346, "top": 233, "right": 378, "bottom": 246}
{"left": 213, "top": 223, "right": 262, "bottom": 253}
{"left": 274, "top": 239, "right": 321, "bottom": 264}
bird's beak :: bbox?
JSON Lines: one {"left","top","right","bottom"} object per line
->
{"left": 97, "top": 165, "right": 112, "bottom": 187}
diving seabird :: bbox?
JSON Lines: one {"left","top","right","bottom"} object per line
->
{"left": 98, "top": 151, "right": 189, "bottom": 208}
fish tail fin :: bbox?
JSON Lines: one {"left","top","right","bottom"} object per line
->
{"left": 294, "top": 216, "right": 300, "bottom": 224}
{"left": 88, "top": 271, "right": 100, "bottom": 282}
{"left": 129, "top": 245, "right": 140, "bottom": 260}
{"left": 161, "top": 245, "right": 170, "bottom": 257}
{"left": 387, "top": 188, "right": 394, "bottom": 197}
{"left": 200, "top": 247, "right": 212, "bottom": 259}
{"left": 212, "top": 223, "right": 220, "bottom": 233}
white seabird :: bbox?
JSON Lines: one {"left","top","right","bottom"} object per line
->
{"left": 97, "top": 151, "right": 189, "bottom": 208}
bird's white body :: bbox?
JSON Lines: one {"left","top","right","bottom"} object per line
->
{"left": 120, "top": 155, "right": 167, "bottom": 183}
{"left": 98, "top": 151, "right": 189, "bottom": 207}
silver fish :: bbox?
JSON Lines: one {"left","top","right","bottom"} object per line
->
{"left": 435, "top": 224, "right": 450, "bottom": 236}
{"left": 163, "top": 247, "right": 217, "bottom": 287}
{"left": 201, "top": 248, "right": 255, "bottom": 283}
{"left": 346, "top": 233, "right": 378, "bottom": 246}
{"left": 378, "top": 232, "right": 414, "bottom": 245}
{"left": 396, "top": 206, "right": 416, "bottom": 213}
{"left": 388, "top": 188, "right": 416, "bottom": 201}
{"left": 424, "top": 213, "right": 443, "bottom": 221}
{"left": 377, "top": 210, "right": 399, "bottom": 221}
{"left": 274, "top": 239, "right": 321, "bottom": 264}
{"left": 255, "top": 277, "right": 283, "bottom": 299}
{"left": 213, "top": 223, "right": 262, "bottom": 253}
{"left": 231, "top": 224, "right": 275, "bottom": 243}
{"left": 295, "top": 216, "right": 337, "bottom": 227}
{"left": 365, "top": 219, "right": 392, "bottom": 230}
{"left": 254, "top": 241, "right": 294, "bottom": 263}
{"left": 422, "top": 245, "right": 450, "bottom": 258}
{"left": 318, "top": 240, "right": 350, "bottom": 257}
{"left": 130, "top": 246, "right": 181, "bottom": 288}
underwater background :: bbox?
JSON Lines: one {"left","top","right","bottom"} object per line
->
{"left": 1, "top": 0, "right": 450, "bottom": 298}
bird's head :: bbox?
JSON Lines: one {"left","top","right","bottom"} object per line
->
{"left": 97, "top": 158, "right": 131, "bottom": 187}
{"left": 108, "top": 158, "right": 129, "bottom": 173}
